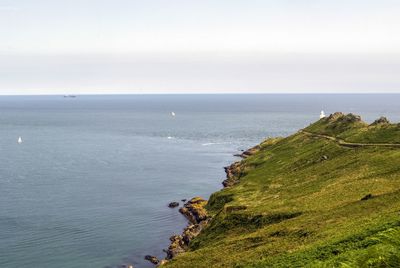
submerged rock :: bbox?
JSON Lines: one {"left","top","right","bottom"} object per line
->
{"left": 144, "top": 255, "right": 159, "bottom": 265}
{"left": 327, "top": 112, "right": 345, "bottom": 121}
{"left": 168, "top": 202, "right": 179, "bottom": 208}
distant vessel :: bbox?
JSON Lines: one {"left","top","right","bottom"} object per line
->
{"left": 320, "top": 110, "right": 326, "bottom": 119}
{"left": 63, "top": 95, "right": 77, "bottom": 98}
{"left": 171, "top": 112, "right": 176, "bottom": 117}
{"left": 17, "top": 137, "right": 22, "bottom": 144}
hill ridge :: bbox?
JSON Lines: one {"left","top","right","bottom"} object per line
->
{"left": 163, "top": 113, "right": 400, "bottom": 267}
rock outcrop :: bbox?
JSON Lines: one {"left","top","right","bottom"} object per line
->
{"left": 371, "top": 116, "right": 390, "bottom": 126}
{"left": 327, "top": 112, "right": 362, "bottom": 123}
{"left": 179, "top": 197, "right": 208, "bottom": 224}
{"left": 166, "top": 234, "right": 186, "bottom": 259}
{"left": 163, "top": 197, "right": 210, "bottom": 261}
{"left": 237, "top": 145, "right": 260, "bottom": 158}
{"left": 342, "top": 113, "right": 362, "bottom": 123}
{"left": 222, "top": 161, "right": 243, "bottom": 187}
{"left": 144, "top": 255, "right": 159, "bottom": 265}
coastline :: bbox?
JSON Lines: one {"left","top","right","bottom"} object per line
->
{"left": 145, "top": 144, "right": 261, "bottom": 266}
{"left": 147, "top": 112, "right": 400, "bottom": 267}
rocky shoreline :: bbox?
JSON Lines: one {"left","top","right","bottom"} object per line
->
{"left": 166, "top": 197, "right": 209, "bottom": 259}
{"left": 144, "top": 149, "right": 251, "bottom": 266}
{"left": 137, "top": 113, "right": 400, "bottom": 267}
{"left": 143, "top": 197, "right": 210, "bottom": 266}
{"left": 222, "top": 145, "right": 258, "bottom": 188}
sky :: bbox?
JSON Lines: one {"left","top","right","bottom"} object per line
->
{"left": 0, "top": 0, "right": 400, "bottom": 94}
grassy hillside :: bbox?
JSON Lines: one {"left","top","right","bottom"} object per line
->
{"left": 165, "top": 113, "right": 400, "bottom": 268}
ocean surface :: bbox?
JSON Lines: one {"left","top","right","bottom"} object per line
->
{"left": 1, "top": 94, "right": 400, "bottom": 268}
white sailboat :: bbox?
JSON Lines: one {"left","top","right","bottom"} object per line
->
{"left": 17, "top": 137, "right": 22, "bottom": 144}
{"left": 171, "top": 111, "right": 176, "bottom": 117}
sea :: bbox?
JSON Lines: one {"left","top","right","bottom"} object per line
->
{"left": 1, "top": 94, "right": 400, "bottom": 268}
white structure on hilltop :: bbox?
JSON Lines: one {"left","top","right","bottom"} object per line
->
{"left": 320, "top": 110, "right": 326, "bottom": 119}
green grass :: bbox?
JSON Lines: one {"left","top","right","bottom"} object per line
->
{"left": 165, "top": 113, "right": 400, "bottom": 268}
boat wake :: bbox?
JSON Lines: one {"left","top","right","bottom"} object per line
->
{"left": 201, "top": 142, "right": 231, "bottom": 146}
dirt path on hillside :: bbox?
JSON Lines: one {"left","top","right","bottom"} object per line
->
{"left": 301, "top": 130, "right": 400, "bottom": 148}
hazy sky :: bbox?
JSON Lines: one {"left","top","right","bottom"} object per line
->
{"left": 1, "top": 0, "right": 400, "bottom": 94}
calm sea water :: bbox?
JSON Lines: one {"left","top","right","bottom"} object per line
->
{"left": 1, "top": 94, "right": 400, "bottom": 268}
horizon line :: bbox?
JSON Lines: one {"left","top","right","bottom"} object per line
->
{"left": 1, "top": 92, "right": 400, "bottom": 96}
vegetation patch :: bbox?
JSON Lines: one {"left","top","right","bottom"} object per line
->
{"left": 206, "top": 211, "right": 303, "bottom": 235}
{"left": 165, "top": 113, "right": 400, "bottom": 268}
{"left": 207, "top": 192, "right": 234, "bottom": 212}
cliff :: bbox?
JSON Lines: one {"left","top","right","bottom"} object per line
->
{"left": 164, "top": 113, "right": 400, "bottom": 267}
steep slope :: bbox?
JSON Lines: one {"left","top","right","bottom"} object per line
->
{"left": 165, "top": 113, "right": 400, "bottom": 267}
